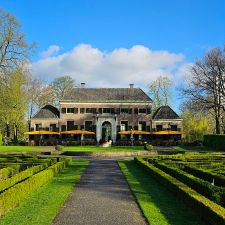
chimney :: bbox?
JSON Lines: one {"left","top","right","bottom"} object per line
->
{"left": 129, "top": 84, "right": 134, "bottom": 89}
{"left": 80, "top": 82, "right": 85, "bottom": 88}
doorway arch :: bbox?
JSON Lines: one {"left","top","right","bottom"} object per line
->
{"left": 102, "top": 121, "right": 112, "bottom": 141}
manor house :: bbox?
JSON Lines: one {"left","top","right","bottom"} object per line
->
{"left": 29, "top": 83, "right": 183, "bottom": 145}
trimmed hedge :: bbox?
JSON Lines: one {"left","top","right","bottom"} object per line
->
{"left": 204, "top": 135, "right": 225, "bottom": 151}
{"left": 0, "top": 159, "right": 71, "bottom": 217}
{"left": 0, "top": 166, "right": 20, "bottom": 181}
{"left": 0, "top": 164, "right": 47, "bottom": 193}
{"left": 152, "top": 161, "right": 225, "bottom": 206}
{"left": 184, "top": 165, "right": 225, "bottom": 188}
{"left": 135, "top": 157, "right": 225, "bottom": 225}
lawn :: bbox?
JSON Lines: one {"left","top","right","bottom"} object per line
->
{"left": 0, "top": 160, "right": 89, "bottom": 225}
{"left": 63, "top": 145, "right": 145, "bottom": 152}
{"left": 172, "top": 146, "right": 218, "bottom": 152}
{"left": 118, "top": 160, "right": 206, "bottom": 225}
{"left": 0, "top": 146, "right": 42, "bottom": 152}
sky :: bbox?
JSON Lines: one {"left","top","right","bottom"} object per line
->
{"left": 1, "top": 0, "right": 225, "bottom": 111}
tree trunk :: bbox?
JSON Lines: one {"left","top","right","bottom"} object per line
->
{"left": 14, "top": 124, "right": 18, "bottom": 143}
{"left": 215, "top": 116, "right": 221, "bottom": 134}
{"left": 6, "top": 123, "right": 10, "bottom": 138}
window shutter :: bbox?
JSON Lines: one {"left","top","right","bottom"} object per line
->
{"left": 74, "top": 108, "right": 78, "bottom": 114}
{"left": 80, "top": 108, "right": 85, "bottom": 114}
{"left": 134, "top": 108, "right": 138, "bottom": 114}
{"left": 98, "top": 108, "right": 102, "bottom": 114}
{"left": 61, "top": 108, "right": 66, "bottom": 113}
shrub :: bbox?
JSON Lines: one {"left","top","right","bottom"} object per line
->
{"left": 0, "top": 160, "right": 68, "bottom": 217}
{"left": 203, "top": 135, "right": 225, "bottom": 150}
{"left": 144, "top": 144, "right": 154, "bottom": 151}
{"left": 0, "top": 166, "right": 20, "bottom": 181}
{"left": 0, "top": 164, "right": 47, "bottom": 192}
{"left": 152, "top": 161, "right": 225, "bottom": 206}
{"left": 135, "top": 157, "right": 225, "bottom": 225}
{"left": 184, "top": 165, "right": 225, "bottom": 188}
{"left": 55, "top": 145, "right": 64, "bottom": 151}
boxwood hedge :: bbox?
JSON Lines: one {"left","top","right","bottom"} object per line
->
{"left": 0, "top": 158, "right": 71, "bottom": 217}
{"left": 135, "top": 157, "right": 225, "bottom": 225}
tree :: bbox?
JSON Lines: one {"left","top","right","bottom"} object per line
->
{"left": 180, "top": 47, "right": 225, "bottom": 134}
{"left": 148, "top": 76, "right": 173, "bottom": 109}
{"left": 0, "top": 68, "right": 27, "bottom": 141}
{"left": 0, "top": 8, "right": 34, "bottom": 73}
{"left": 51, "top": 75, "right": 76, "bottom": 102}
{"left": 35, "top": 85, "right": 56, "bottom": 108}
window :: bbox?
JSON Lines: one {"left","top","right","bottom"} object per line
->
{"left": 50, "top": 124, "right": 57, "bottom": 131}
{"left": 138, "top": 121, "right": 146, "bottom": 131}
{"left": 147, "top": 108, "right": 151, "bottom": 114}
{"left": 61, "top": 108, "right": 66, "bottom": 113}
{"left": 67, "top": 108, "right": 75, "bottom": 113}
{"left": 85, "top": 121, "right": 93, "bottom": 131}
{"left": 120, "top": 108, "right": 129, "bottom": 114}
{"left": 80, "top": 108, "right": 85, "bottom": 114}
{"left": 156, "top": 125, "right": 163, "bottom": 131}
{"left": 138, "top": 108, "right": 147, "bottom": 114}
{"left": 35, "top": 124, "right": 41, "bottom": 131}
{"left": 103, "top": 108, "right": 111, "bottom": 114}
{"left": 67, "top": 121, "right": 74, "bottom": 131}
{"left": 85, "top": 108, "right": 97, "bottom": 114}
{"left": 121, "top": 121, "right": 128, "bottom": 131}
{"left": 61, "top": 125, "right": 66, "bottom": 131}
{"left": 170, "top": 125, "right": 177, "bottom": 131}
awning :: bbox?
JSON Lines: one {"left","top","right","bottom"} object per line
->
{"left": 118, "top": 130, "right": 151, "bottom": 135}
{"left": 24, "top": 131, "right": 59, "bottom": 135}
{"left": 150, "top": 131, "right": 186, "bottom": 135}
{"left": 60, "top": 130, "right": 95, "bottom": 135}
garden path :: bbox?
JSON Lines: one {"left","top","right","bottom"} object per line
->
{"left": 52, "top": 159, "right": 147, "bottom": 225}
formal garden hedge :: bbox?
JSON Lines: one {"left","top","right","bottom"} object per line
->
{"left": 0, "top": 154, "right": 72, "bottom": 217}
{"left": 135, "top": 153, "right": 225, "bottom": 225}
{"left": 204, "top": 134, "right": 225, "bottom": 150}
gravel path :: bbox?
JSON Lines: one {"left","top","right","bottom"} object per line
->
{"left": 52, "top": 160, "right": 147, "bottom": 225}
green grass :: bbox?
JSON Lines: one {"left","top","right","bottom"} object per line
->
{"left": 0, "top": 160, "right": 89, "bottom": 225}
{"left": 63, "top": 145, "right": 145, "bottom": 152}
{"left": 0, "top": 146, "right": 42, "bottom": 152}
{"left": 118, "top": 160, "right": 206, "bottom": 225}
{"left": 172, "top": 146, "right": 218, "bottom": 152}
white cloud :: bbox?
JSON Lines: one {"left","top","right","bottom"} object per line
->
{"left": 33, "top": 44, "right": 188, "bottom": 91}
{"left": 40, "top": 45, "right": 61, "bottom": 58}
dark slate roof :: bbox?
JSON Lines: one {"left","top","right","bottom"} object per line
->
{"left": 152, "top": 105, "right": 180, "bottom": 120}
{"left": 32, "top": 105, "right": 60, "bottom": 119}
{"left": 62, "top": 88, "right": 152, "bottom": 102}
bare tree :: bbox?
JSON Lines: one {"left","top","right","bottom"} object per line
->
{"left": 0, "top": 8, "right": 34, "bottom": 72}
{"left": 148, "top": 76, "right": 173, "bottom": 110}
{"left": 181, "top": 47, "right": 225, "bottom": 134}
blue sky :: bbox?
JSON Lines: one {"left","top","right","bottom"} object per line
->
{"left": 1, "top": 0, "right": 225, "bottom": 111}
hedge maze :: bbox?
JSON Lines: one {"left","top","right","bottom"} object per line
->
{"left": 0, "top": 154, "right": 71, "bottom": 217}
{"left": 135, "top": 153, "right": 225, "bottom": 225}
